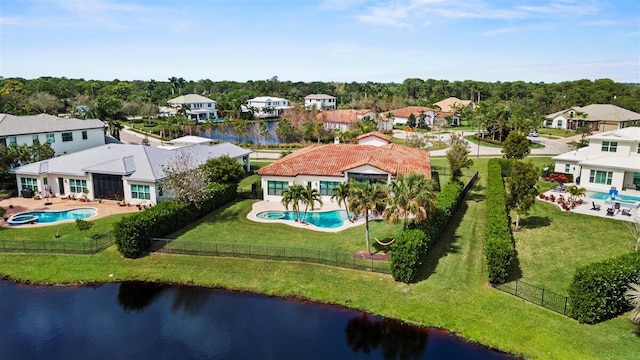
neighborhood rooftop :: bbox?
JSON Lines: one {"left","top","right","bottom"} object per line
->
{"left": 304, "top": 94, "right": 336, "bottom": 100}
{"left": 167, "top": 94, "right": 216, "bottom": 104}
{"left": 258, "top": 143, "right": 430, "bottom": 178}
{"left": 0, "top": 113, "right": 105, "bottom": 136}
{"left": 546, "top": 104, "right": 640, "bottom": 121}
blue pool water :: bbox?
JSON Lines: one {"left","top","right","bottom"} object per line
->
{"left": 8, "top": 207, "right": 97, "bottom": 225}
{"left": 257, "top": 210, "right": 349, "bottom": 229}
{"left": 588, "top": 191, "right": 640, "bottom": 202}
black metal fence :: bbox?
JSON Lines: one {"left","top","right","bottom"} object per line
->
{"left": 149, "top": 238, "right": 391, "bottom": 274}
{"left": 493, "top": 280, "right": 570, "bottom": 315}
{"left": 0, "top": 234, "right": 112, "bottom": 255}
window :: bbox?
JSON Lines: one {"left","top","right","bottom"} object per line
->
{"left": 634, "top": 173, "right": 640, "bottom": 185}
{"left": 545, "top": 120, "right": 552, "bottom": 126}
{"left": 589, "top": 170, "right": 613, "bottom": 185}
{"left": 62, "top": 132, "right": 73, "bottom": 142}
{"left": 8, "top": 136, "right": 16, "bottom": 145}
{"left": 82, "top": 131, "right": 88, "bottom": 140}
{"left": 267, "top": 181, "right": 288, "bottom": 196}
{"left": 69, "top": 179, "right": 88, "bottom": 193}
{"left": 131, "top": 184, "right": 151, "bottom": 200}
{"left": 20, "top": 177, "right": 38, "bottom": 191}
{"left": 564, "top": 164, "right": 570, "bottom": 173}
{"left": 637, "top": 143, "right": 640, "bottom": 154}
{"left": 208, "top": 103, "right": 212, "bottom": 108}
{"left": 46, "top": 133, "right": 55, "bottom": 143}
{"left": 557, "top": 119, "right": 563, "bottom": 127}
{"left": 32, "top": 134, "right": 39, "bottom": 142}
{"left": 601, "top": 141, "right": 618, "bottom": 152}
{"left": 320, "top": 181, "right": 341, "bottom": 195}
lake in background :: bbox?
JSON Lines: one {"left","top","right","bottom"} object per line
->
{"left": 0, "top": 281, "right": 516, "bottom": 359}
{"left": 205, "top": 120, "right": 281, "bottom": 145}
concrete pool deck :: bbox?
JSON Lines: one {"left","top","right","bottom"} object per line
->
{"left": 248, "top": 200, "right": 372, "bottom": 233}
{"left": 539, "top": 188, "right": 640, "bottom": 222}
{"left": 0, "top": 196, "right": 140, "bottom": 228}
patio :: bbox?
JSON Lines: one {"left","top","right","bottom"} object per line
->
{"left": 0, "top": 196, "right": 140, "bottom": 228}
{"left": 539, "top": 185, "right": 640, "bottom": 222}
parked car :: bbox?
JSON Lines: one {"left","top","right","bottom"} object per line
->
{"left": 528, "top": 130, "right": 539, "bottom": 137}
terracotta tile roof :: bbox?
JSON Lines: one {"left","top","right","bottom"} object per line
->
{"left": 381, "top": 106, "right": 434, "bottom": 118}
{"left": 258, "top": 143, "right": 431, "bottom": 178}
{"left": 316, "top": 109, "right": 372, "bottom": 124}
{"left": 355, "top": 131, "right": 392, "bottom": 142}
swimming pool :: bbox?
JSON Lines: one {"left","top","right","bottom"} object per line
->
{"left": 7, "top": 207, "right": 98, "bottom": 225}
{"left": 256, "top": 210, "right": 349, "bottom": 229}
{"left": 588, "top": 191, "right": 640, "bottom": 202}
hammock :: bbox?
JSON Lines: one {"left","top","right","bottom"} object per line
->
{"left": 370, "top": 228, "right": 395, "bottom": 246}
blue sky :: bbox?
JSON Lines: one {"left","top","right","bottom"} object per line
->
{"left": 1, "top": 0, "right": 639, "bottom": 83}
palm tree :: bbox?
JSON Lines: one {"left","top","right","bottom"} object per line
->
{"left": 349, "top": 182, "right": 388, "bottom": 255}
{"left": 565, "top": 185, "right": 586, "bottom": 206}
{"left": 384, "top": 173, "right": 436, "bottom": 229}
{"left": 625, "top": 283, "right": 640, "bottom": 325}
{"left": 280, "top": 184, "right": 305, "bottom": 222}
{"left": 330, "top": 182, "right": 352, "bottom": 222}
{"left": 168, "top": 77, "right": 178, "bottom": 95}
{"left": 301, "top": 185, "right": 323, "bottom": 223}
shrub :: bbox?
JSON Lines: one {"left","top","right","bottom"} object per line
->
{"left": 568, "top": 252, "right": 640, "bottom": 324}
{"left": 485, "top": 159, "right": 515, "bottom": 284}
{"left": 114, "top": 183, "right": 236, "bottom": 258}
{"left": 390, "top": 230, "right": 427, "bottom": 283}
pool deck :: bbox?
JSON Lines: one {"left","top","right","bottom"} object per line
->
{"left": 248, "top": 200, "right": 372, "bottom": 233}
{"left": 0, "top": 196, "right": 140, "bottom": 228}
{"left": 540, "top": 186, "right": 640, "bottom": 222}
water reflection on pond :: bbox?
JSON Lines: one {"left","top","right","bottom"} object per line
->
{"left": 0, "top": 281, "right": 516, "bottom": 359}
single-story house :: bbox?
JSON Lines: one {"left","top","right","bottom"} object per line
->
{"left": 317, "top": 109, "right": 375, "bottom": 132}
{"left": 552, "top": 127, "right": 640, "bottom": 193}
{"left": 544, "top": 104, "right": 640, "bottom": 132}
{"left": 0, "top": 113, "right": 105, "bottom": 156}
{"left": 433, "top": 97, "right": 474, "bottom": 126}
{"left": 157, "top": 135, "right": 215, "bottom": 150}
{"left": 257, "top": 131, "right": 430, "bottom": 202}
{"left": 380, "top": 106, "right": 439, "bottom": 127}
{"left": 11, "top": 142, "right": 252, "bottom": 205}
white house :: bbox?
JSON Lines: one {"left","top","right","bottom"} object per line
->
{"left": 304, "top": 94, "right": 337, "bottom": 110}
{"left": 11, "top": 142, "right": 252, "bottom": 205}
{"left": 168, "top": 94, "right": 218, "bottom": 122}
{"left": 245, "top": 96, "right": 291, "bottom": 118}
{"left": 0, "top": 113, "right": 106, "bottom": 156}
{"left": 552, "top": 127, "right": 640, "bottom": 193}
{"left": 544, "top": 104, "right": 640, "bottom": 132}
{"left": 381, "top": 106, "right": 438, "bottom": 127}
{"left": 257, "top": 132, "right": 430, "bottom": 202}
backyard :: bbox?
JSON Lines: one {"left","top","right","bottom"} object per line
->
{"left": 0, "top": 156, "right": 638, "bottom": 358}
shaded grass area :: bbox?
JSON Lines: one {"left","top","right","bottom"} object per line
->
{"left": 0, "top": 177, "right": 638, "bottom": 359}
{"left": 170, "top": 200, "right": 401, "bottom": 254}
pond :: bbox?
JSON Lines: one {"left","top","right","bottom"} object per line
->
{"left": 0, "top": 281, "right": 516, "bottom": 359}
{"left": 204, "top": 120, "right": 282, "bottom": 145}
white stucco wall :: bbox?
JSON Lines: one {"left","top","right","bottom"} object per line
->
{"left": 357, "top": 137, "right": 388, "bottom": 147}
{"left": 8, "top": 128, "right": 105, "bottom": 156}
{"left": 123, "top": 179, "right": 158, "bottom": 205}
{"left": 579, "top": 166, "right": 625, "bottom": 193}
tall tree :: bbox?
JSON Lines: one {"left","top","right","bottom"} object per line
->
{"left": 301, "top": 185, "right": 323, "bottom": 223}
{"left": 160, "top": 152, "right": 210, "bottom": 205}
{"left": 349, "top": 182, "right": 388, "bottom": 255}
{"left": 202, "top": 155, "right": 245, "bottom": 185}
{"left": 330, "top": 182, "right": 352, "bottom": 221}
{"left": 92, "top": 96, "right": 124, "bottom": 140}
{"left": 28, "top": 92, "right": 60, "bottom": 114}
{"left": 446, "top": 133, "right": 473, "bottom": 183}
{"left": 384, "top": 173, "right": 435, "bottom": 229}
{"left": 501, "top": 131, "right": 530, "bottom": 159}
{"left": 281, "top": 184, "right": 305, "bottom": 222}
{"left": 505, "top": 160, "right": 539, "bottom": 230}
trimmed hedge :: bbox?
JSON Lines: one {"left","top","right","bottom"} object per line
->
{"left": 114, "top": 183, "right": 237, "bottom": 258}
{"left": 568, "top": 251, "right": 640, "bottom": 324}
{"left": 485, "top": 159, "right": 515, "bottom": 284}
{"left": 390, "top": 230, "right": 427, "bottom": 283}
{"left": 391, "top": 181, "right": 465, "bottom": 283}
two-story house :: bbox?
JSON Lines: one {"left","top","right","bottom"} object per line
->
{"left": 167, "top": 94, "right": 218, "bottom": 122}
{"left": 544, "top": 104, "right": 640, "bottom": 132}
{"left": 245, "top": 96, "right": 291, "bottom": 118}
{"left": 552, "top": 127, "right": 640, "bottom": 193}
{"left": 304, "top": 94, "right": 337, "bottom": 110}
{"left": 0, "top": 113, "right": 105, "bottom": 156}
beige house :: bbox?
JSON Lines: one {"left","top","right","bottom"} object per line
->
{"left": 544, "top": 104, "right": 640, "bottom": 132}
{"left": 433, "top": 97, "right": 474, "bottom": 126}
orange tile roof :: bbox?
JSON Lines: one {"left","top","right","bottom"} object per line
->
{"left": 381, "top": 106, "right": 435, "bottom": 118}
{"left": 316, "top": 109, "right": 372, "bottom": 124}
{"left": 258, "top": 143, "right": 431, "bottom": 178}
{"left": 355, "top": 131, "right": 392, "bottom": 142}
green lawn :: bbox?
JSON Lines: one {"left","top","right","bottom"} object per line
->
{"left": 0, "top": 213, "right": 129, "bottom": 241}
{"left": 538, "top": 128, "right": 577, "bottom": 138}
{"left": 464, "top": 135, "right": 545, "bottom": 149}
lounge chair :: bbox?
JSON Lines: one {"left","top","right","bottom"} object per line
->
{"left": 636, "top": 184, "right": 640, "bottom": 191}
{"left": 622, "top": 208, "right": 632, "bottom": 216}
{"left": 614, "top": 202, "right": 621, "bottom": 214}
{"left": 606, "top": 208, "right": 615, "bottom": 216}
{"left": 591, "top": 202, "right": 601, "bottom": 211}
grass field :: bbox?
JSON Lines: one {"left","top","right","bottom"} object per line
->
{"left": 0, "top": 155, "right": 639, "bottom": 359}
{"left": 538, "top": 128, "right": 577, "bottom": 138}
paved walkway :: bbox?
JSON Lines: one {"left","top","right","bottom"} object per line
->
{"left": 118, "top": 126, "right": 163, "bottom": 147}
